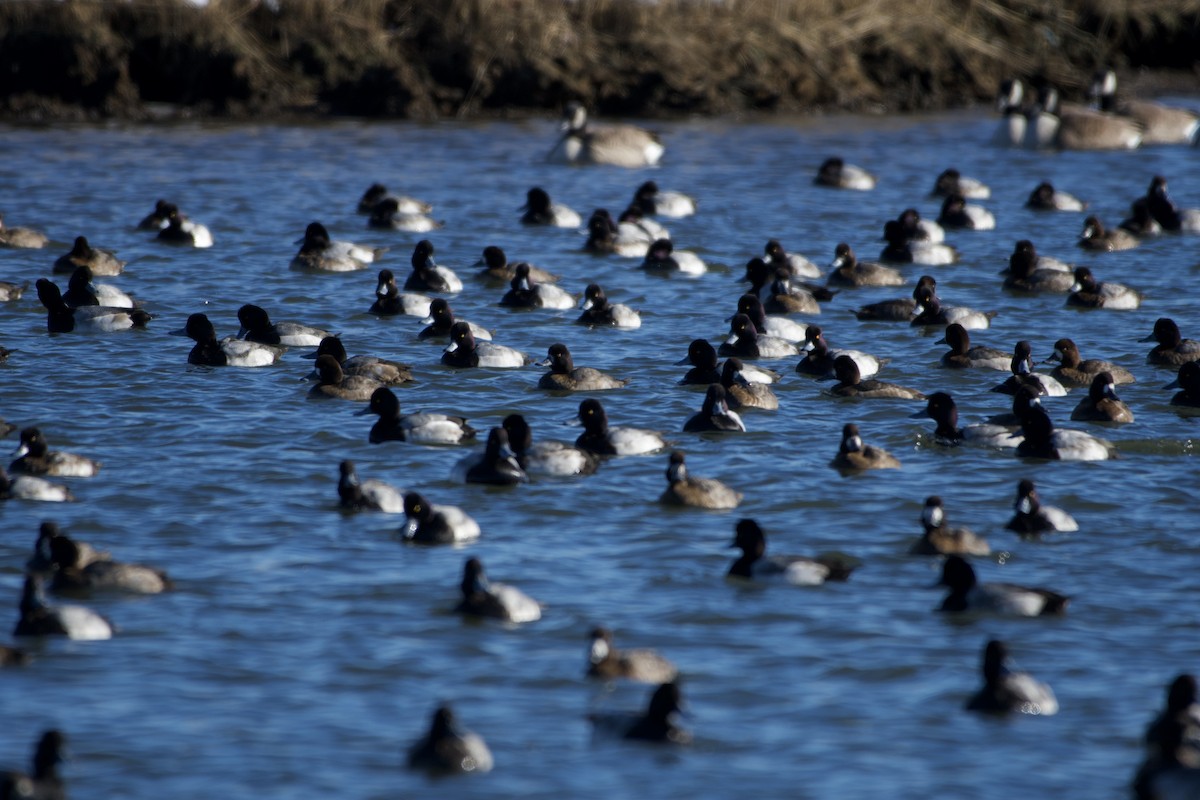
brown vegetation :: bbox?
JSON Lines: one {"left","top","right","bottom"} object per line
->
{"left": 0, "top": 0, "right": 1197, "bottom": 122}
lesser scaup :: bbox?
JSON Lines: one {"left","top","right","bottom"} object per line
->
{"left": 1006, "top": 479, "right": 1078, "bottom": 536}
{"left": 936, "top": 555, "right": 1069, "bottom": 616}
{"left": 337, "top": 460, "right": 404, "bottom": 513}
{"left": 879, "top": 219, "right": 957, "bottom": 266}
{"left": 356, "top": 387, "right": 476, "bottom": 445}
{"left": 932, "top": 167, "right": 990, "bottom": 199}
{"left": 26, "top": 522, "right": 107, "bottom": 574}
{"left": 796, "top": 325, "right": 885, "bottom": 379}
{"left": 739, "top": 259, "right": 822, "bottom": 315}
{"left": 550, "top": 102, "right": 664, "bottom": 167}
{"left": 1165, "top": 362, "right": 1200, "bottom": 408}
{"left": 588, "top": 626, "right": 679, "bottom": 683}
{"left": 290, "top": 221, "right": 383, "bottom": 272}
{"left": 721, "top": 314, "right": 799, "bottom": 360}
{"left": 826, "top": 243, "right": 904, "bottom": 288}
{"left": 936, "top": 193, "right": 996, "bottom": 230}
{"left": 1120, "top": 197, "right": 1162, "bottom": 237}
{"left": 966, "top": 639, "right": 1059, "bottom": 715}
{"left": 639, "top": 238, "right": 706, "bottom": 276}
{"left": 136, "top": 198, "right": 173, "bottom": 230}
{"left": 830, "top": 355, "right": 924, "bottom": 400}
{"left": 418, "top": 298, "right": 492, "bottom": 341}
{"left": 814, "top": 157, "right": 876, "bottom": 190}
{"left": 852, "top": 276, "right": 937, "bottom": 322}
{"left": 0, "top": 212, "right": 48, "bottom": 249}
{"left": 1067, "top": 266, "right": 1142, "bottom": 310}
{"left": 631, "top": 180, "right": 695, "bottom": 218}
{"left": 368, "top": 268, "right": 432, "bottom": 318}
{"left": 236, "top": 303, "right": 329, "bottom": 347}
{"left": 308, "top": 354, "right": 387, "bottom": 401}
{"left": 911, "top": 286, "right": 996, "bottom": 330}
{"left": 156, "top": 206, "right": 213, "bottom": 248}
{"left": 1025, "top": 181, "right": 1087, "bottom": 211}
{"left": 720, "top": 357, "right": 778, "bottom": 410}
{"left": 171, "top": 313, "right": 283, "bottom": 367}
{"left": 407, "top": 705, "right": 493, "bottom": 774}
{"left": 589, "top": 682, "right": 690, "bottom": 745}
{"left": 356, "top": 183, "right": 431, "bottom": 215}
{"left": 404, "top": 240, "right": 462, "bottom": 293}
{"left": 897, "top": 208, "right": 946, "bottom": 244}
{"left": 520, "top": 186, "right": 581, "bottom": 228}
{"left": 451, "top": 427, "right": 528, "bottom": 485}
{"left": 911, "top": 391, "right": 1020, "bottom": 448}
{"left": 658, "top": 451, "right": 742, "bottom": 509}
{"left": 35, "top": 279, "right": 150, "bottom": 333}
{"left": 677, "top": 339, "right": 780, "bottom": 386}
{"left": 1145, "top": 174, "right": 1200, "bottom": 232}
{"left": 13, "top": 575, "right": 113, "bottom": 640}
{"left": 1135, "top": 716, "right": 1200, "bottom": 800}
{"left": 735, "top": 294, "right": 807, "bottom": 343}
{"left": 991, "top": 341, "right": 1068, "bottom": 397}
{"left": 455, "top": 557, "right": 540, "bottom": 622}
{"left": 442, "top": 322, "right": 529, "bottom": 368}
{"left": 62, "top": 265, "right": 134, "bottom": 309}
{"left": 10, "top": 428, "right": 100, "bottom": 478}
{"left": 501, "top": 414, "right": 599, "bottom": 477}
{"left": 0, "top": 468, "right": 74, "bottom": 503}
{"left": 500, "top": 263, "right": 576, "bottom": 309}
{"left": 577, "top": 284, "right": 641, "bottom": 329}
{"left": 574, "top": 398, "right": 667, "bottom": 456}
{"left": 831, "top": 423, "right": 900, "bottom": 470}
{"left": 763, "top": 238, "right": 823, "bottom": 278}
{"left": 1015, "top": 398, "right": 1117, "bottom": 461}
{"left": 1002, "top": 240, "right": 1075, "bottom": 293}
{"left": 537, "top": 343, "right": 629, "bottom": 391}
{"left": 1079, "top": 215, "right": 1139, "bottom": 251}
{"left": 305, "top": 337, "right": 412, "bottom": 385}
{"left": 52, "top": 235, "right": 124, "bottom": 276}
{"left": 683, "top": 384, "right": 746, "bottom": 433}
{"left": 49, "top": 534, "right": 171, "bottom": 595}
{"left": 474, "top": 245, "right": 559, "bottom": 284}
{"left": 1143, "top": 674, "right": 1200, "bottom": 761}
{"left": 938, "top": 324, "right": 1011, "bottom": 371}
{"left": 728, "top": 518, "right": 858, "bottom": 584}
{"left": 402, "top": 492, "right": 482, "bottom": 544}
{"left": 909, "top": 496, "right": 990, "bottom": 556}
{"left": 0, "top": 730, "right": 66, "bottom": 798}
{"left": 1045, "top": 338, "right": 1134, "bottom": 387}
{"left": 582, "top": 209, "right": 650, "bottom": 258}
{"left": 366, "top": 197, "right": 442, "bottom": 232}
{"left": 1070, "top": 372, "right": 1134, "bottom": 423}
{"left": 1143, "top": 318, "right": 1200, "bottom": 366}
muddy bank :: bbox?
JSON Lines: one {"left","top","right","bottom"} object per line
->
{"left": 1, "top": 0, "right": 1197, "bottom": 123}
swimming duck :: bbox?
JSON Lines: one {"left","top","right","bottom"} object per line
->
{"left": 172, "top": 312, "right": 283, "bottom": 367}
{"left": 1067, "top": 266, "right": 1142, "bottom": 310}
{"left": 52, "top": 235, "right": 125, "bottom": 276}
{"left": 589, "top": 682, "right": 691, "bottom": 744}
{"left": 830, "top": 355, "right": 924, "bottom": 400}
{"left": 720, "top": 314, "right": 799, "bottom": 360}
{"left": 616, "top": 205, "right": 669, "bottom": 242}
{"left": 728, "top": 518, "right": 858, "bottom": 584}
{"left": 587, "top": 627, "right": 679, "bottom": 683}
{"left": 236, "top": 303, "right": 329, "bottom": 347}
{"left": 402, "top": 492, "right": 482, "bottom": 544}
{"left": 1120, "top": 197, "right": 1163, "bottom": 237}
{"left": 356, "top": 387, "right": 476, "bottom": 445}
{"left": 1144, "top": 318, "right": 1200, "bottom": 366}
{"left": 537, "top": 343, "right": 628, "bottom": 391}
{"left": 48, "top": 534, "right": 171, "bottom": 595}
{"left": 1145, "top": 174, "right": 1200, "bottom": 233}
{"left": 1078, "top": 215, "right": 1139, "bottom": 251}
{"left": 658, "top": 451, "right": 742, "bottom": 509}
{"left": 407, "top": 705, "right": 493, "bottom": 774}
{"left": 501, "top": 414, "right": 599, "bottom": 477}
{"left": 520, "top": 186, "right": 581, "bottom": 228}
{"left": 577, "top": 284, "right": 641, "bottom": 329}
{"left": 1002, "top": 240, "right": 1075, "bottom": 293}
{"left": 826, "top": 243, "right": 904, "bottom": 288}
{"left": 938, "top": 324, "right": 1011, "bottom": 371}
{"left": 417, "top": 298, "right": 492, "bottom": 341}
{"left": 966, "top": 640, "right": 1058, "bottom": 715}
{"left": 0, "top": 212, "right": 48, "bottom": 248}
{"left": 763, "top": 238, "right": 822, "bottom": 278}
{"left": 1025, "top": 181, "right": 1087, "bottom": 211}
{"left": 631, "top": 180, "right": 696, "bottom": 218}
{"left": 574, "top": 398, "right": 667, "bottom": 456}
{"left": 13, "top": 575, "right": 113, "bottom": 639}
{"left": 356, "top": 183, "right": 432, "bottom": 215}
{"left": 500, "top": 263, "right": 576, "bottom": 309}
{"left": 639, "top": 238, "right": 706, "bottom": 276}
{"left": 814, "top": 157, "right": 876, "bottom": 190}
{"left": 931, "top": 168, "right": 990, "bottom": 199}
{"left": 136, "top": 198, "right": 174, "bottom": 230}
{"left": 677, "top": 339, "right": 777, "bottom": 386}
{"left": 739, "top": 259, "right": 821, "bottom": 315}
{"left": 911, "top": 286, "right": 996, "bottom": 330}
{"left": 290, "top": 221, "right": 383, "bottom": 272}
{"left": 1135, "top": 716, "right": 1200, "bottom": 800}
{"left": 936, "top": 555, "right": 1069, "bottom": 616}
{"left": 442, "top": 322, "right": 529, "bottom": 368}
{"left": 1044, "top": 338, "right": 1134, "bottom": 387}
{"left": 830, "top": 423, "right": 900, "bottom": 470}
{"left": 474, "top": 245, "right": 559, "bottom": 284}
{"left": 337, "top": 460, "right": 404, "bottom": 513}
{"left": 936, "top": 193, "right": 996, "bottom": 230}
{"left": 735, "top": 294, "right": 807, "bottom": 342}
{"left": 550, "top": 102, "right": 664, "bottom": 168}
{"left": 909, "top": 496, "right": 990, "bottom": 556}
{"left": 0, "top": 730, "right": 66, "bottom": 799}
{"left": 0, "top": 467, "right": 74, "bottom": 503}
{"left": 304, "top": 336, "right": 412, "bottom": 385}
{"left": 582, "top": 209, "right": 649, "bottom": 258}
{"left": 796, "top": 325, "right": 885, "bottom": 379}
{"left": 25, "top": 522, "right": 107, "bottom": 574}
{"left": 852, "top": 276, "right": 938, "bottom": 322}
{"left": 1006, "top": 479, "right": 1078, "bottom": 536}
{"left": 35, "top": 278, "right": 150, "bottom": 333}
{"left": 10, "top": 428, "right": 99, "bottom": 478}
{"left": 910, "top": 391, "right": 1020, "bottom": 448}
{"left": 1070, "top": 372, "right": 1134, "bottom": 423}
{"left": 879, "top": 220, "right": 957, "bottom": 266}
{"left": 403, "top": 240, "right": 462, "bottom": 293}
{"left": 1143, "top": 674, "right": 1200, "bottom": 762}
{"left": 1092, "top": 70, "right": 1200, "bottom": 145}
{"left": 991, "top": 341, "right": 1068, "bottom": 397}
{"left": 62, "top": 265, "right": 134, "bottom": 309}
{"left": 1165, "top": 362, "right": 1200, "bottom": 408}
{"left": 368, "top": 268, "right": 432, "bottom": 318}
{"left": 1025, "top": 83, "right": 1143, "bottom": 150}
{"left": 1015, "top": 397, "right": 1116, "bottom": 461}
{"left": 366, "top": 196, "right": 442, "bottom": 232}
{"left": 683, "top": 385, "right": 746, "bottom": 433}
{"left": 450, "top": 428, "right": 528, "bottom": 485}
{"left": 896, "top": 208, "right": 946, "bottom": 244}
{"left": 307, "top": 354, "right": 386, "bottom": 401}
{"left": 156, "top": 206, "right": 213, "bottom": 248}
{"left": 720, "top": 358, "right": 778, "bottom": 410}
{"left": 455, "top": 557, "right": 540, "bottom": 622}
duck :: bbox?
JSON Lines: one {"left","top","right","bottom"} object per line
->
{"left": 1120, "top": 197, "right": 1163, "bottom": 237}
{"left": 796, "top": 325, "right": 885, "bottom": 379}
{"left": 442, "top": 322, "right": 529, "bottom": 368}
{"left": 826, "top": 243, "right": 904, "bottom": 288}
{"left": 1143, "top": 318, "right": 1200, "bottom": 366}
{"left": 0, "top": 212, "right": 48, "bottom": 248}
{"left": 639, "top": 238, "right": 706, "bottom": 276}
{"left": 366, "top": 196, "right": 442, "bottom": 232}
{"left": 550, "top": 102, "right": 664, "bottom": 168}
{"left": 830, "top": 423, "right": 900, "bottom": 470}
{"left": 417, "top": 298, "right": 492, "bottom": 341}
{"left": 520, "top": 186, "right": 581, "bottom": 228}
{"left": 931, "top": 168, "right": 990, "bottom": 199}
{"left": 829, "top": 355, "right": 924, "bottom": 400}
{"left": 852, "top": 276, "right": 938, "bottom": 322}
{"left": 35, "top": 278, "right": 150, "bottom": 333}
{"left": 1145, "top": 174, "right": 1200, "bottom": 233}
{"left": 1165, "top": 362, "right": 1200, "bottom": 408}
{"left": 993, "top": 78, "right": 1029, "bottom": 146}
{"left": 9, "top": 428, "right": 99, "bottom": 478}
{"left": 739, "top": 258, "right": 821, "bottom": 315}
{"left": 290, "top": 221, "right": 383, "bottom": 272}
{"left": 537, "top": 343, "right": 628, "bottom": 391}
{"left": 966, "top": 640, "right": 1059, "bottom": 715}
{"left": 0, "top": 730, "right": 67, "bottom": 799}
{"left": 577, "top": 284, "right": 641, "bottom": 329}
{"left": 500, "top": 263, "right": 576, "bottom": 309}
{"left": 501, "top": 414, "right": 599, "bottom": 477}
{"left": 1143, "top": 674, "right": 1200, "bottom": 762}
{"left": 728, "top": 518, "right": 858, "bottom": 584}
{"left": 1091, "top": 69, "right": 1200, "bottom": 145}
{"left": 336, "top": 460, "right": 404, "bottom": 513}
{"left": 1015, "top": 397, "right": 1116, "bottom": 461}
{"left": 1078, "top": 215, "right": 1139, "bottom": 251}
{"left": 1006, "top": 479, "right": 1078, "bottom": 536}
{"left": 1044, "top": 338, "right": 1134, "bottom": 387}
{"left": 0, "top": 281, "right": 27, "bottom": 302}
{"left": 814, "top": 157, "right": 876, "bottom": 190}
{"left": 938, "top": 324, "right": 1011, "bottom": 371}
{"left": 52, "top": 235, "right": 125, "bottom": 276}
{"left": 683, "top": 385, "right": 746, "bottom": 433}
{"left": 455, "top": 557, "right": 541, "bottom": 622}
{"left": 911, "top": 286, "right": 996, "bottom": 330}
{"left": 403, "top": 239, "right": 462, "bottom": 293}
{"left": 402, "top": 493, "right": 482, "bottom": 544}
{"left": 171, "top": 313, "right": 282, "bottom": 368}
{"left": 450, "top": 428, "right": 528, "bottom": 485}
{"left": 1070, "top": 372, "right": 1134, "bottom": 423}
{"left": 407, "top": 705, "right": 493, "bottom": 774}
{"left": 61, "top": 265, "right": 134, "bottom": 309}
{"left": 574, "top": 398, "right": 667, "bottom": 456}
{"left": 136, "top": 198, "right": 174, "bottom": 230}
{"left": 356, "top": 387, "right": 476, "bottom": 445}
{"left": 910, "top": 391, "right": 1021, "bottom": 448}
{"left": 236, "top": 303, "right": 328, "bottom": 347}
{"left": 587, "top": 627, "right": 679, "bottom": 683}
{"left": 13, "top": 575, "right": 113, "bottom": 639}
{"left": 582, "top": 209, "right": 649, "bottom": 258}
{"left": 356, "top": 183, "right": 431, "bottom": 215}
{"left": 991, "top": 341, "right": 1068, "bottom": 397}
{"left": 1002, "top": 240, "right": 1075, "bottom": 293}
{"left": 735, "top": 294, "right": 807, "bottom": 343}
{"left": 630, "top": 180, "right": 695, "bottom": 218}
{"left": 658, "top": 451, "right": 742, "bottom": 509}
{"left": 677, "top": 339, "right": 779, "bottom": 386}
{"left": 304, "top": 336, "right": 412, "bottom": 385}
{"left": 0, "top": 467, "right": 74, "bottom": 503}
{"left": 909, "top": 496, "right": 990, "bottom": 556}
{"left": 617, "top": 205, "right": 669, "bottom": 242}
{"left": 1025, "top": 181, "right": 1087, "bottom": 211}
{"left": 879, "top": 220, "right": 957, "bottom": 266}
{"left": 368, "top": 268, "right": 432, "bottom": 318}
{"left": 720, "top": 314, "right": 799, "bottom": 360}
{"left": 1066, "top": 266, "right": 1142, "bottom": 310}
{"left": 1135, "top": 716, "right": 1200, "bottom": 800}
{"left": 720, "top": 358, "right": 778, "bottom": 410}
{"left": 48, "top": 534, "right": 171, "bottom": 595}
{"left": 307, "top": 354, "right": 386, "bottom": 401}
{"left": 25, "top": 523, "right": 107, "bottom": 574}
{"left": 473, "top": 245, "right": 559, "bottom": 284}
{"left": 589, "top": 682, "right": 691, "bottom": 744}
{"left": 936, "top": 555, "right": 1069, "bottom": 616}
{"left": 1025, "top": 83, "right": 1142, "bottom": 150}
{"left": 896, "top": 208, "right": 946, "bottom": 244}
{"left": 763, "top": 238, "right": 823, "bottom": 278}
{"left": 156, "top": 206, "right": 213, "bottom": 248}
{"left": 936, "top": 192, "right": 996, "bottom": 230}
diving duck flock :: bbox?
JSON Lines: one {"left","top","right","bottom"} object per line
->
{"left": 2, "top": 71, "right": 1200, "bottom": 795}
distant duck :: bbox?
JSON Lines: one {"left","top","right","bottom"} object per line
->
{"left": 763, "top": 238, "right": 823, "bottom": 278}
{"left": 676, "top": 338, "right": 779, "bottom": 386}
{"left": 1143, "top": 674, "right": 1200, "bottom": 762}
{"left": 1025, "top": 181, "right": 1087, "bottom": 211}
{"left": 305, "top": 336, "right": 413, "bottom": 385}
{"left": 936, "top": 193, "right": 995, "bottom": 230}
{"left": 500, "top": 263, "right": 576, "bottom": 309}
{"left": 369, "top": 268, "right": 432, "bottom": 318}
{"left": 1066, "top": 266, "right": 1141, "bottom": 310}
{"left": 356, "top": 182, "right": 431, "bottom": 215}
{"left": 537, "top": 343, "right": 628, "bottom": 391}
{"left": 991, "top": 341, "right": 1068, "bottom": 397}
{"left": 852, "top": 275, "right": 937, "bottom": 323}
{"left": 62, "top": 265, "right": 134, "bottom": 309}
{"left": 407, "top": 705, "right": 493, "bottom": 774}
{"left": 501, "top": 414, "right": 599, "bottom": 477}
{"left": 630, "top": 180, "right": 695, "bottom": 218}
{"left": 1045, "top": 338, "right": 1134, "bottom": 387}
{"left": 25, "top": 522, "right": 107, "bottom": 574}
{"left": 639, "top": 238, "right": 706, "bottom": 275}
{"left": 35, "top": 278, "right": 150, "bottom": 333}
{"left": 367, "top": 197, "right": 442, "bottom": 232}
{"left": 735, "top": 294, "right": 807, "bottom": 343}
{"left": 418, "top": 298, "right": 491, "bottom": 341}
{"left": 829, "top": 355, "right": 924, "bottom": 400}
{"left": 520, "top": 186, "right": 581, "bottom": 228}
{"left": 0, "top": 730, "right": 67, "bottom": 799}
{"left": 909, "top": 496, "right": 990, "bottom": 556}
{"left": 720, "top": 357, "right": 778, "bottom": 410}
{"left": 1070, "top": 372, "right": 1134, "bottom": 423}
{"left": 474, "top": 245, "right": 559, "bottom": 284}
{"left": 938, "top": 324, "right": 1011, "bottom": 371}
{"left": 291, "top": 221, "right": 383, "bottom": 272}
{"left": 739, "top": 258, "right": 821, "bottom": 315}
{"left": 582, "top": 209, "right": 647, "bottom": 258}
{"left": 1006, "top": 479, "right": 1078, "bottom": 536}
{"left": 796, "top": 325, "right": 884, "bottom": 379}
{"left": 911, "top": 391, "right": 1021, "bottom": 449}
{"left": 0, "top": 211, "right": 48, "bottom": 248}
{"left": 589, "top": 681, "right": 691, "bottom": 744}
{"left": 137, "top": 198, "right": 174, "bottom": 230}
{"left": 1025, "top": 83, "right": 1142, "bottom": 150}
{"left": 727, "top": 518, "right": 858, "bottom": 584}
{"left": 236, "top": 303, "right": 329, "bottom": 347}
{"left": 1145, "top": 174, "right": 1200, "bottom": 233}
{"left": 10, "top": 427, "right": 100, "bottom": 478}
{"left": 550, "top": 102, "right": 664, "bottom": 168}
{"left": 879, "top": 219, "right": 956, "bottom": 266}
{"left": 403, "top": 239, "right": 462, "bottom": 293}
{"left": 574, "top": 398, "right": 667, "bottom": 456}
{"left": 0, "top": 466, "right": 74, "bottom": 503}
{"left": 1091, "top": 69, "right": 1199, "bottom": 145}
{"left": 682, "top": 384, "right": 746, "bottom": 433}
{"left": 830, "top": 423, "right": 900, "bottom": 471}
{"left": 1078, "top": 215, "right": 1139, "bottom": 251}
{"left": 48, "top": 534, "right": 171, "bottom": 595}
{"left": 966, "top": 639, "right": 1058, "bottom": 715}
{"left": 1165, "top": 361, "right": 1200, "bottom": 408}
{"left": 156, "top": 205, "right": 213, "bottom": 248}
{"left": 617, "top": 205, "right": 669, "bottom": 242}
{"left": 455, "top": 557, "right": 541, "bottom": 622}
{"left": 337, "top": 460, "right": 404, "bottom": 513}
{"left": 307, "top": 354, "right": 386, "bottom": 401}
{"left": 171, "top": 312, "right": 283, "bottom": 367}
{"left": 587, "top": 626, "right": 678, "bottom": 683}
{"left": 356, "top": 387, "right": 476, "bottom": 445}
{"left": 577, "top": 283, "right": 641, "bottom": 329}
{"left": 931, "top": 168, "right": 990, "bottom": 199}
{"left": 936, "top": 555, "right": 1069, "bottom": 616}
{"left": 441, "top": 322, "right": 529, "bottom": 369}
{"left": 1002, "top": 240, "right": 1075, "bottom": 293}
{"left": 1143, "top": 318, "right": 1200, "bottom": 366}
{"left": 13, "top": 575, "right": 113, "bottom": 639}
{"left": 52, "top": 235, "right": 124, "bottom": 276}
{"left": 450, "top": 428, "right": 528, "bottom": 486}
{"left": 896, "top": 207, "right": 945, "bottom": 244}
{"left": 814, "top": 157, "right": 876, "bottom": 190}
{"left": 721, "top": 314, "right": 798, "bottom": 360}
{"left": 658, "top": 451, "right": 742, "bottom": 509}
{"left": 1120, "top": 197, "right": 1163, "bottom": 237}
{"left": 1015, "top": 396, "right": 1117, "bottom": 461}
{"left": 402, "top": 492, "right": 482, "bottom": 545}
{"left": 911, "top": 286, "right": 995, "bottom": 330}
{"left": 826, "top": 243, "right": 904, "bottom": 288}
{"left": 1135, "top": 716, "right": 1200, "bottom": 800}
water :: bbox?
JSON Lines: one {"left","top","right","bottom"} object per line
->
{"left": 2, "top": 105, "right": 1199, "bottom": 798}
